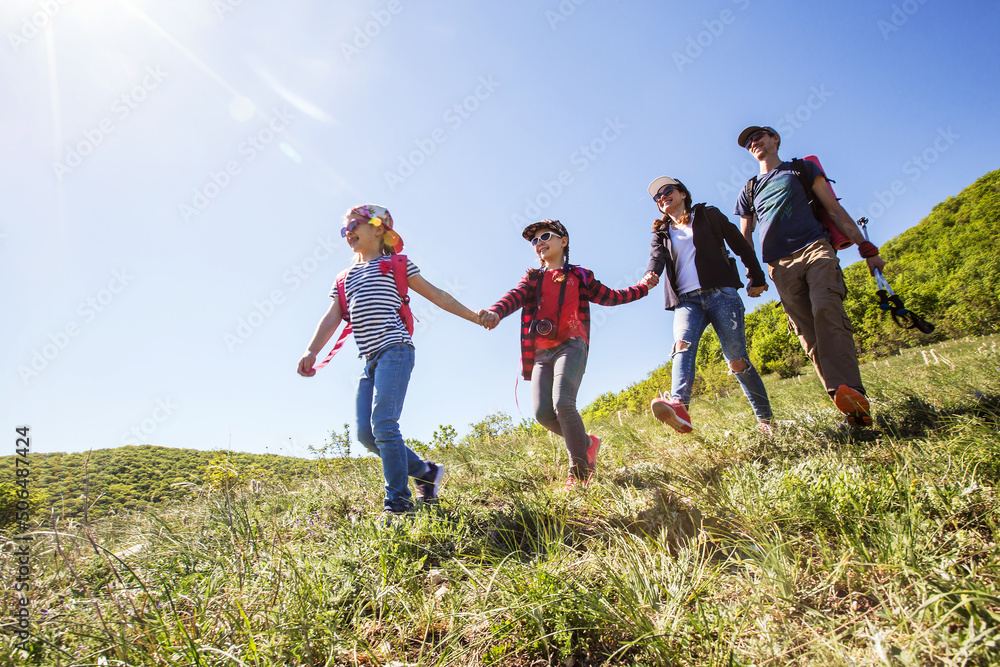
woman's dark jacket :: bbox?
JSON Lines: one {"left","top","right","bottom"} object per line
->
{"left": 646, "top": 203, "right": 767, "bottom": 310}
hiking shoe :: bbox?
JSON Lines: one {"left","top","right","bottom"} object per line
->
{"left": 834, "top": 385, "right": 872, "bottom": 427}
{"left": 415, "top": 461, "right": 445, "bottom": 503}
{"left": 759, "top": 421, "right": 774, "bottom": 439}
{"left": 586, "top": 433, "right": 601, "bottom": 473}
{"left": 380, "top": 506, "right": 411, "bottom": 527}
{"left": 651, "top": 398, "right": 693, "bottom": 433}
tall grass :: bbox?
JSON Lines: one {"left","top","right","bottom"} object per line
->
{"left": 4, "top": 335, "right": 1000, "bottom": 665}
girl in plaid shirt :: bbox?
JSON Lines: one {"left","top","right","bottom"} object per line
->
{"left": 481, "top": 220, "right": 654, "bottom": 489}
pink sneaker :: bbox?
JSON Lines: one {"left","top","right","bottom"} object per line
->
{"left": 833, "top": 385, "right": 872, "bottom": 427}
{"left": 563, "top": 476, "right": 588, "bottom": 491}
{"left": 759, "top": 421, "right": 774, "bottom": 439}
{"left": 651, "top": 397, "right": 693, "bottom": 433}
{"left": 586, "top": 433, "right": 601, "bottom": 473}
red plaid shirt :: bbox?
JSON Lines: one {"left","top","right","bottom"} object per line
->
{"left": 488, "top": 266, "right": 649, "bottom": 379}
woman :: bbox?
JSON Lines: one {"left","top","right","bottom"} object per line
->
{"left": 643, "top": 177, "right": 773, "bottom": 435}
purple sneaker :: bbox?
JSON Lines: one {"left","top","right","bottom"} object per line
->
{"left": 415, "top": 461, "right": 445, "bottom": 503}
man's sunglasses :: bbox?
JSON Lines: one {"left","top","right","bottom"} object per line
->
{"left": 653, "top": 185, "right": 679, "bottom": 202}
{"left": 745, "top": 131, "right": 769, "bottom": 147}
{"left": 531, "top": 231, "right": 561, "bottom": 246}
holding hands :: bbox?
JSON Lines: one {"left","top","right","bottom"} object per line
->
{"left": 747, "top": 283, "right": 768, "bottom": 298}
{"left": 640, "top": 271, "right": 659, "bottom": 289}
{"left": 477, "top": 309, "right": 500, "bottom": 330}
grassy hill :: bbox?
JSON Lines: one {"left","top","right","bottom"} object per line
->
{"left": 4, "top": 170, "right": 999, "bottom": 664}
{"left": 0, "top": 445, "right": 323, "bottom": 524}
{"left": 3, "top": 334, "right": 999, "bottom": 665}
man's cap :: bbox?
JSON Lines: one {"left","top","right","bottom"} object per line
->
{"left": 345, "top": 204, "right": 403, "bottom": 253}
{"left": 647, "top": 176, "right": 682, "bottom": 199}
{"left": 737, "top": 125, "right": 779, "bottom": 148}
{"left": 522, "top": 219, "right": 569, "bottom": 242}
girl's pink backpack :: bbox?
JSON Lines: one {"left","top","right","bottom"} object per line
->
{"left": 313, "top": 255, "right": 414, "bottom": 371}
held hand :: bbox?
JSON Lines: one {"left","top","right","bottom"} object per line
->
{"left": 478, "top": 310, "right": 499, "bottom": 330}
{"left": 866, "top": 255, "right": 886, "bottom": 276}
{"left": 640, "top": 271, "right": 659, "bottom": 288}
{"left": 747, "top": 284, "right": 768, "bottom": 298}
{"left": 297, "top": 353, "right": 317, "bottom": 377}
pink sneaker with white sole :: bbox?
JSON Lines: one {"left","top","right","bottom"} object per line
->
{"left": 651, "top": 397, "right": 693, "bottom": 434}
{"left": 586, "top": 433, "right": 601, "bottom": 474}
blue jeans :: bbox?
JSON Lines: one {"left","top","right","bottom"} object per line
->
{"left": 671, "top": 287, "right": 772, "bottom": 422}
{"left": 532, "top": 337, "right": 591, "bottom": 480}
{"left": 356, "top": 343, "right": 425, "bottom": 510}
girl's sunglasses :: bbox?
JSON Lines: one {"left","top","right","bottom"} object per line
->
{"left": 653, "top": 185, "right": 679, "bottom": 202}
{"left": 340, "top": 218, "right": 368, "bottom": 238}
{"left": 531, "top": 231, "right": 561, "bottom": 246}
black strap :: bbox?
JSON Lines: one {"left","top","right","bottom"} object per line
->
{"left": 743, "top": 176, "right": 758, "bottom": 216}
{"left": 533, "top": 265, "right": 571, "bottom": 334}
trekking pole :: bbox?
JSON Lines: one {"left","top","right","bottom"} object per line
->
{"left": 857, "top": 217, "right": 935, "bottom": 334}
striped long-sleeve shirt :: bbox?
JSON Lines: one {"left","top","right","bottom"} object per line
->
{"left": 488, "top": 265, "right": 649, "bottom": 379}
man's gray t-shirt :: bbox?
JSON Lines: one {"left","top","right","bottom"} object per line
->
{"left": 734, "top": 160, "right": 826, "bottom": 263}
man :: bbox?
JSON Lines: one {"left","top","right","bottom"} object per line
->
{"left": 734, "top": 125, "right": 886, "bottom": 426}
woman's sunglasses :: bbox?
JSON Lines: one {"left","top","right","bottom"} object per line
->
{"left": 653, "top": 185, "right": 679, "bottom": 202}
{"left": 531, "top": 231, "right": 561, "bottom": 246}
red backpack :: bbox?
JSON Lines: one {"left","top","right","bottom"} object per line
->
{"left": 313, "top": 255, "right": 414, "bottom": 371}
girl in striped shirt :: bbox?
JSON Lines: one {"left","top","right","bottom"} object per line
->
{"left": 481, "top": 220, "right": 655, "bottom": 489}
{"left": 298, "top": 205, "right": 481, "bottom": 519}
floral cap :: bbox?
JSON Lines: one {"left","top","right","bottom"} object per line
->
{"left": 521, "top": 219, "right": 569, "bottom": 242}
{"left": 345, "top": 204, "right": 403, "bottom": 253}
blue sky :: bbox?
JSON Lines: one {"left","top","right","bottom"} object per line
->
{"left": 3, "top": 0, "right": 998, "bottom": 458}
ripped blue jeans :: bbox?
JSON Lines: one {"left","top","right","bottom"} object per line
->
{"left": 670, "top": 287, "right": 772, "bottom": 422}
